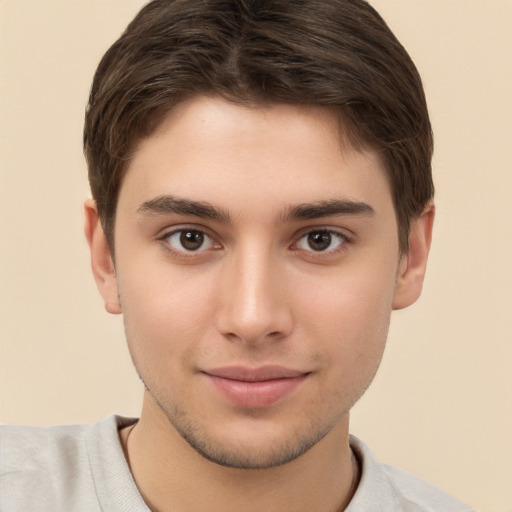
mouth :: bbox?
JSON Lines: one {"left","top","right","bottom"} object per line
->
{"left": 202, "top": 365, "right": 310, "bottom": 409}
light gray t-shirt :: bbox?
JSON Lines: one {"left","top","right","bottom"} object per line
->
{"left": 0, "top": 415, "right": 474, "bottom": 512}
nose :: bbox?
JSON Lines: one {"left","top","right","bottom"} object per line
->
{"left": 215, "top": 244, "right": 293, "bottom": 345}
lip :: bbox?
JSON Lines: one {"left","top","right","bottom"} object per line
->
{"left": 203, "top": 366, "right": 309, "bottom": 408}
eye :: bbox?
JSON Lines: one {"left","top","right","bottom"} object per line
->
{"left": 295, "top": 230, "right": 346, "bottom": 252}
{"left": 165, "top": 229, "right": 216, "bottom": 253}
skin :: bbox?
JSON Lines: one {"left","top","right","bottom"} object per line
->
{"left": 85, "top": 96, "right": 434, "bottom": 512}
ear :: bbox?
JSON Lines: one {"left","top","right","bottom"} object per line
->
{"left": 392, "top": 202, "right": 435, "bottom": 310}
{"left": 84, "top": 199, "right": 122, "bottom": 314}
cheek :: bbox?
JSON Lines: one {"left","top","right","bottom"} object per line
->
{"left": 298, "top": 266, "right": 395, "bottom": 376}
{"left": 116, "top": 264, "right": 219, "bottom": 372}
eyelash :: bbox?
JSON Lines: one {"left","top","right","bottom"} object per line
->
{"left": 157, "top": 226, "right": 353, "bottom": 258}
{"left": 158, "top": 227, "right": 220, "bottom": 258}
{"left": 292, "top": 229, "right": 351, "bottom": 256}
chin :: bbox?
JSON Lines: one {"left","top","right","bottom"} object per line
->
{"left": 179, "top": 428, "right": 328, "bottom": 469}
{"left": 159, "top": 399, "right": 340, "bottom": 470}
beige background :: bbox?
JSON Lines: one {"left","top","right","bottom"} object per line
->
{"left": 1, "top": 1, "right": 511, "bottom": 511}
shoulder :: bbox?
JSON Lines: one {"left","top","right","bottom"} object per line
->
{"left": 0, "top": 415, "right": 138, "bottom": 512}
{"left": 347, "top": 435, "right": 475, "bottom": 512}
{"left": 0, "top": 421, "right": 95, "bottom": 511}
{"left": 380, "top": 464, "right": 475, "bottom": 512}
{"left": 1, "top": 420, "right": 91, "bottom": 460}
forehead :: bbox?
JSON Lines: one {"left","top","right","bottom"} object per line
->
{"left": 119, "top": 96, "right": 393, "bottom": 220}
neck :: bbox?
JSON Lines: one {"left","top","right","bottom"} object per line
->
{"left": 122, "top": 396, "right": 359, "bottom": 512}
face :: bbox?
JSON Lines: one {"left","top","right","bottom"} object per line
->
{"left": 87, "top": 96, "right": 431, "bottom": 469}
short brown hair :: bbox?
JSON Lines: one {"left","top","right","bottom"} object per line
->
{"left": 84, "top": 0, "right": 433, "bottom": 252}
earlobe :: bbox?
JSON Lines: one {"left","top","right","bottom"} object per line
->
{"left": 392, "top": 202, "right": 435, "bottom": 310}
{"left": 84, "top": 199, "right": 122, "bottom": 315}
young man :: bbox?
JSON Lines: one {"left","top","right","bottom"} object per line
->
{"left": 0, "top": 1, "right": 474, "bottom": 511}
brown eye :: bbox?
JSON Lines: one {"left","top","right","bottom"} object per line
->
{"left": 295, "top": 230, "right": 346, "bottom": 252}
{"left": 307, "top": 231, "right": 333, "bottom": 251}
{"left": 180, "top": 230, "right": 204, "bottom": 251}
{"left": 166, "top": 229, "right": 215, "bottom": 252}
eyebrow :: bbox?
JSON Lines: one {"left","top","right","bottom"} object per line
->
{"left": 280, "top": 199, "right": 375, "bottom": 222}
{"left": 137, "top": 195, "right": 375, "bottom": 224}
{"left": 137, "top": 195, "right": 231, "bottom": 222}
